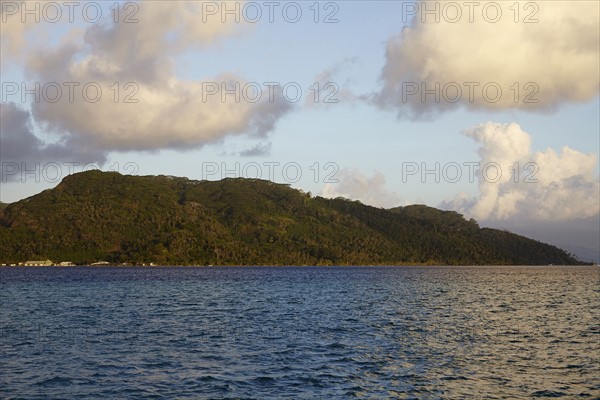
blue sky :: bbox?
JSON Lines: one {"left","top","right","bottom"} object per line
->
{"left": 1, "top": 1, "right": 599, "bottom": 261}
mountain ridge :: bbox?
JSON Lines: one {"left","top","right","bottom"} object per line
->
{"left": 0, "top": 170, "right": 586, "bottom": 266}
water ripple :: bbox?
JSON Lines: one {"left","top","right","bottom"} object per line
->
{"left": 1, "top": 266, "right": 599, "bottom": 398}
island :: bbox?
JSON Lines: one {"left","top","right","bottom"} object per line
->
{"left": 0, "top": 170, "right": 586, "bottom": 266}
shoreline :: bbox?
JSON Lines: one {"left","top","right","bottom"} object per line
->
{"left": 1, "top": 264, "right": 595, "bottom": 268}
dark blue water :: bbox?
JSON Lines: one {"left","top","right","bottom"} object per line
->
{"left": 1, "top": 266, "right": 599, "bottom": 399}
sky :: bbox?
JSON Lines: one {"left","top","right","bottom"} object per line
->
{"left": 1, "top": 0, "right": 599, "bottom": 262}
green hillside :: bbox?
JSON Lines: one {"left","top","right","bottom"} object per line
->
{"left": 0, "top": 171, "right": 584, "bottom": 266}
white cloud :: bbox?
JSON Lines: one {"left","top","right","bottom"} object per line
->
{"left": 1, "top": 0, "right": 45, "bottom": 64}
{"left": 30, "top": 74, "right": 291, "bottom": 152}
{"left": 373, "top": 1, "right": 600, "bottom": 117}
{"left": 442, "top": 122, "right": 599, "bottom": 221}
{"left": 2, "top": 1, "right": 291, "bottom": 156}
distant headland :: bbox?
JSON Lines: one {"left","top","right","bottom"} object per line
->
{"left": 0, "top": 171, "right": 588, "bottom": 266}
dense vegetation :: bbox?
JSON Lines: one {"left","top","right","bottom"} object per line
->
{"left": 0, "top": 171, "right": 584, "bottom": 265}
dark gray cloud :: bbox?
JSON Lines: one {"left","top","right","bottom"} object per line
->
{"left": 239, "top": 142, "right": 271, "bottom": 157}
{"left": 1, "top": 103, "right": 106, "bottom": 182}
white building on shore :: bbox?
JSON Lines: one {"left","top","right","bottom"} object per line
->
{"left": 58, "top": 261, "right": 75, "bottom": 266}
{"left": 23, "top": 260, "right": 53, "bottom": 266}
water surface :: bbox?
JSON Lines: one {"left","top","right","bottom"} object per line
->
{"left": 1, "top": 266, "right": 599, "bottom": 399}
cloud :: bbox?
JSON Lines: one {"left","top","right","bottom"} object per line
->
{"left": 373, "top": 1, "right": 600, "bottom": 118}
{"left": 441, "top": 122, "right": 599, "bottom": 221}
{"left": 239, "top": 142, "right": 271, "bottom": 157}
{"left": 305, "top": 57, "right": 359, "bottom": 108}
{"left": 321, "top": 169, "right": 405, "bottom": 208}
{"left": 0, "top": 0, "right": 44, "bottom": 65}
{"left": 0, "top": 103, "right": 41, "bottom": 163}
{"left": 2, "top": 1, "right": 240, "bottom": 67}
{"left": 30, "top": 74, "right": 292, "bottom": 152}
{"left": 0, "top": 102, "right": 106, "bottom": 182}
{"left": 4, "top": 1, "right": 292, "bottom": 157}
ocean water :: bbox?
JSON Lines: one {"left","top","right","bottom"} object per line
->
{"left": 1, "top": 266, "right": 599, "bottom": 399}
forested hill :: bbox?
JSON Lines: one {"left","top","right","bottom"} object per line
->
{"left": 0, "top": 171, "right": 584, "bottom": 266}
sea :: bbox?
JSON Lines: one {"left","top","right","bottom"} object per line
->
{"left": 1, "top": 266, "right": 599, "bottom": 399}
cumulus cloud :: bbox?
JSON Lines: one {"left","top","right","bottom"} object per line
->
{"left": 2, "top": 1, "right": 239, "bottom": 66}
{"left": 373, "top": 1, "right": 600, "bottom": 118}
{"left": 321, "top": 169, "right": 405, "bottom": 208}
{"left": 3, "top": 1, "right": 291, "bottom": 157}
{"left": 441, "top": 122, "right": 599, "bottom": 221}
{"left": 1, "top": 0, "right": 44, "bottom": 64}
{"left": 30, "top": 74, "right": 292, "bottom": 152}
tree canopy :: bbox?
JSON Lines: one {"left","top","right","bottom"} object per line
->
{"left": 0, "top": 171, "right": 585, "bottom": 266}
